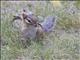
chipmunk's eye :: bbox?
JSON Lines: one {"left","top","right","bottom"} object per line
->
{"left": 27, "top": 20, "right": 31, "bottom": 23}
{"left": 25, "top": 19, "right": 32, "bottom": 24}
{"left": 25, "top": 17, "right": 32, "bottom": 24}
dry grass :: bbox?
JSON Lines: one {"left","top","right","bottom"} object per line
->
{"left": 1, "top": 1, "right": 80, "bottom": 60}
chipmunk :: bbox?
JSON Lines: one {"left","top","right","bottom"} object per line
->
{"left": 12, "top": 9, "right": 57, "bottom": 47}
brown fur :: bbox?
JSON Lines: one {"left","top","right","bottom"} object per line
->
{"left": 12, "top": 10, "right": 45, "bottom": 47}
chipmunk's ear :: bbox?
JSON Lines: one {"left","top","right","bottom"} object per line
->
{"left": 23, "top": 9, "right": 26, "bottom": 12}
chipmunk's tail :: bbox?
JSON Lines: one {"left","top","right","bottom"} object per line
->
{"left": 41, "top": 16, "right": 57, "bottom": 32}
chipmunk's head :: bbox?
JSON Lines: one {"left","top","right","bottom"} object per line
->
{"left": 12, "top": 9, "right": 33, "bottom": 24}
